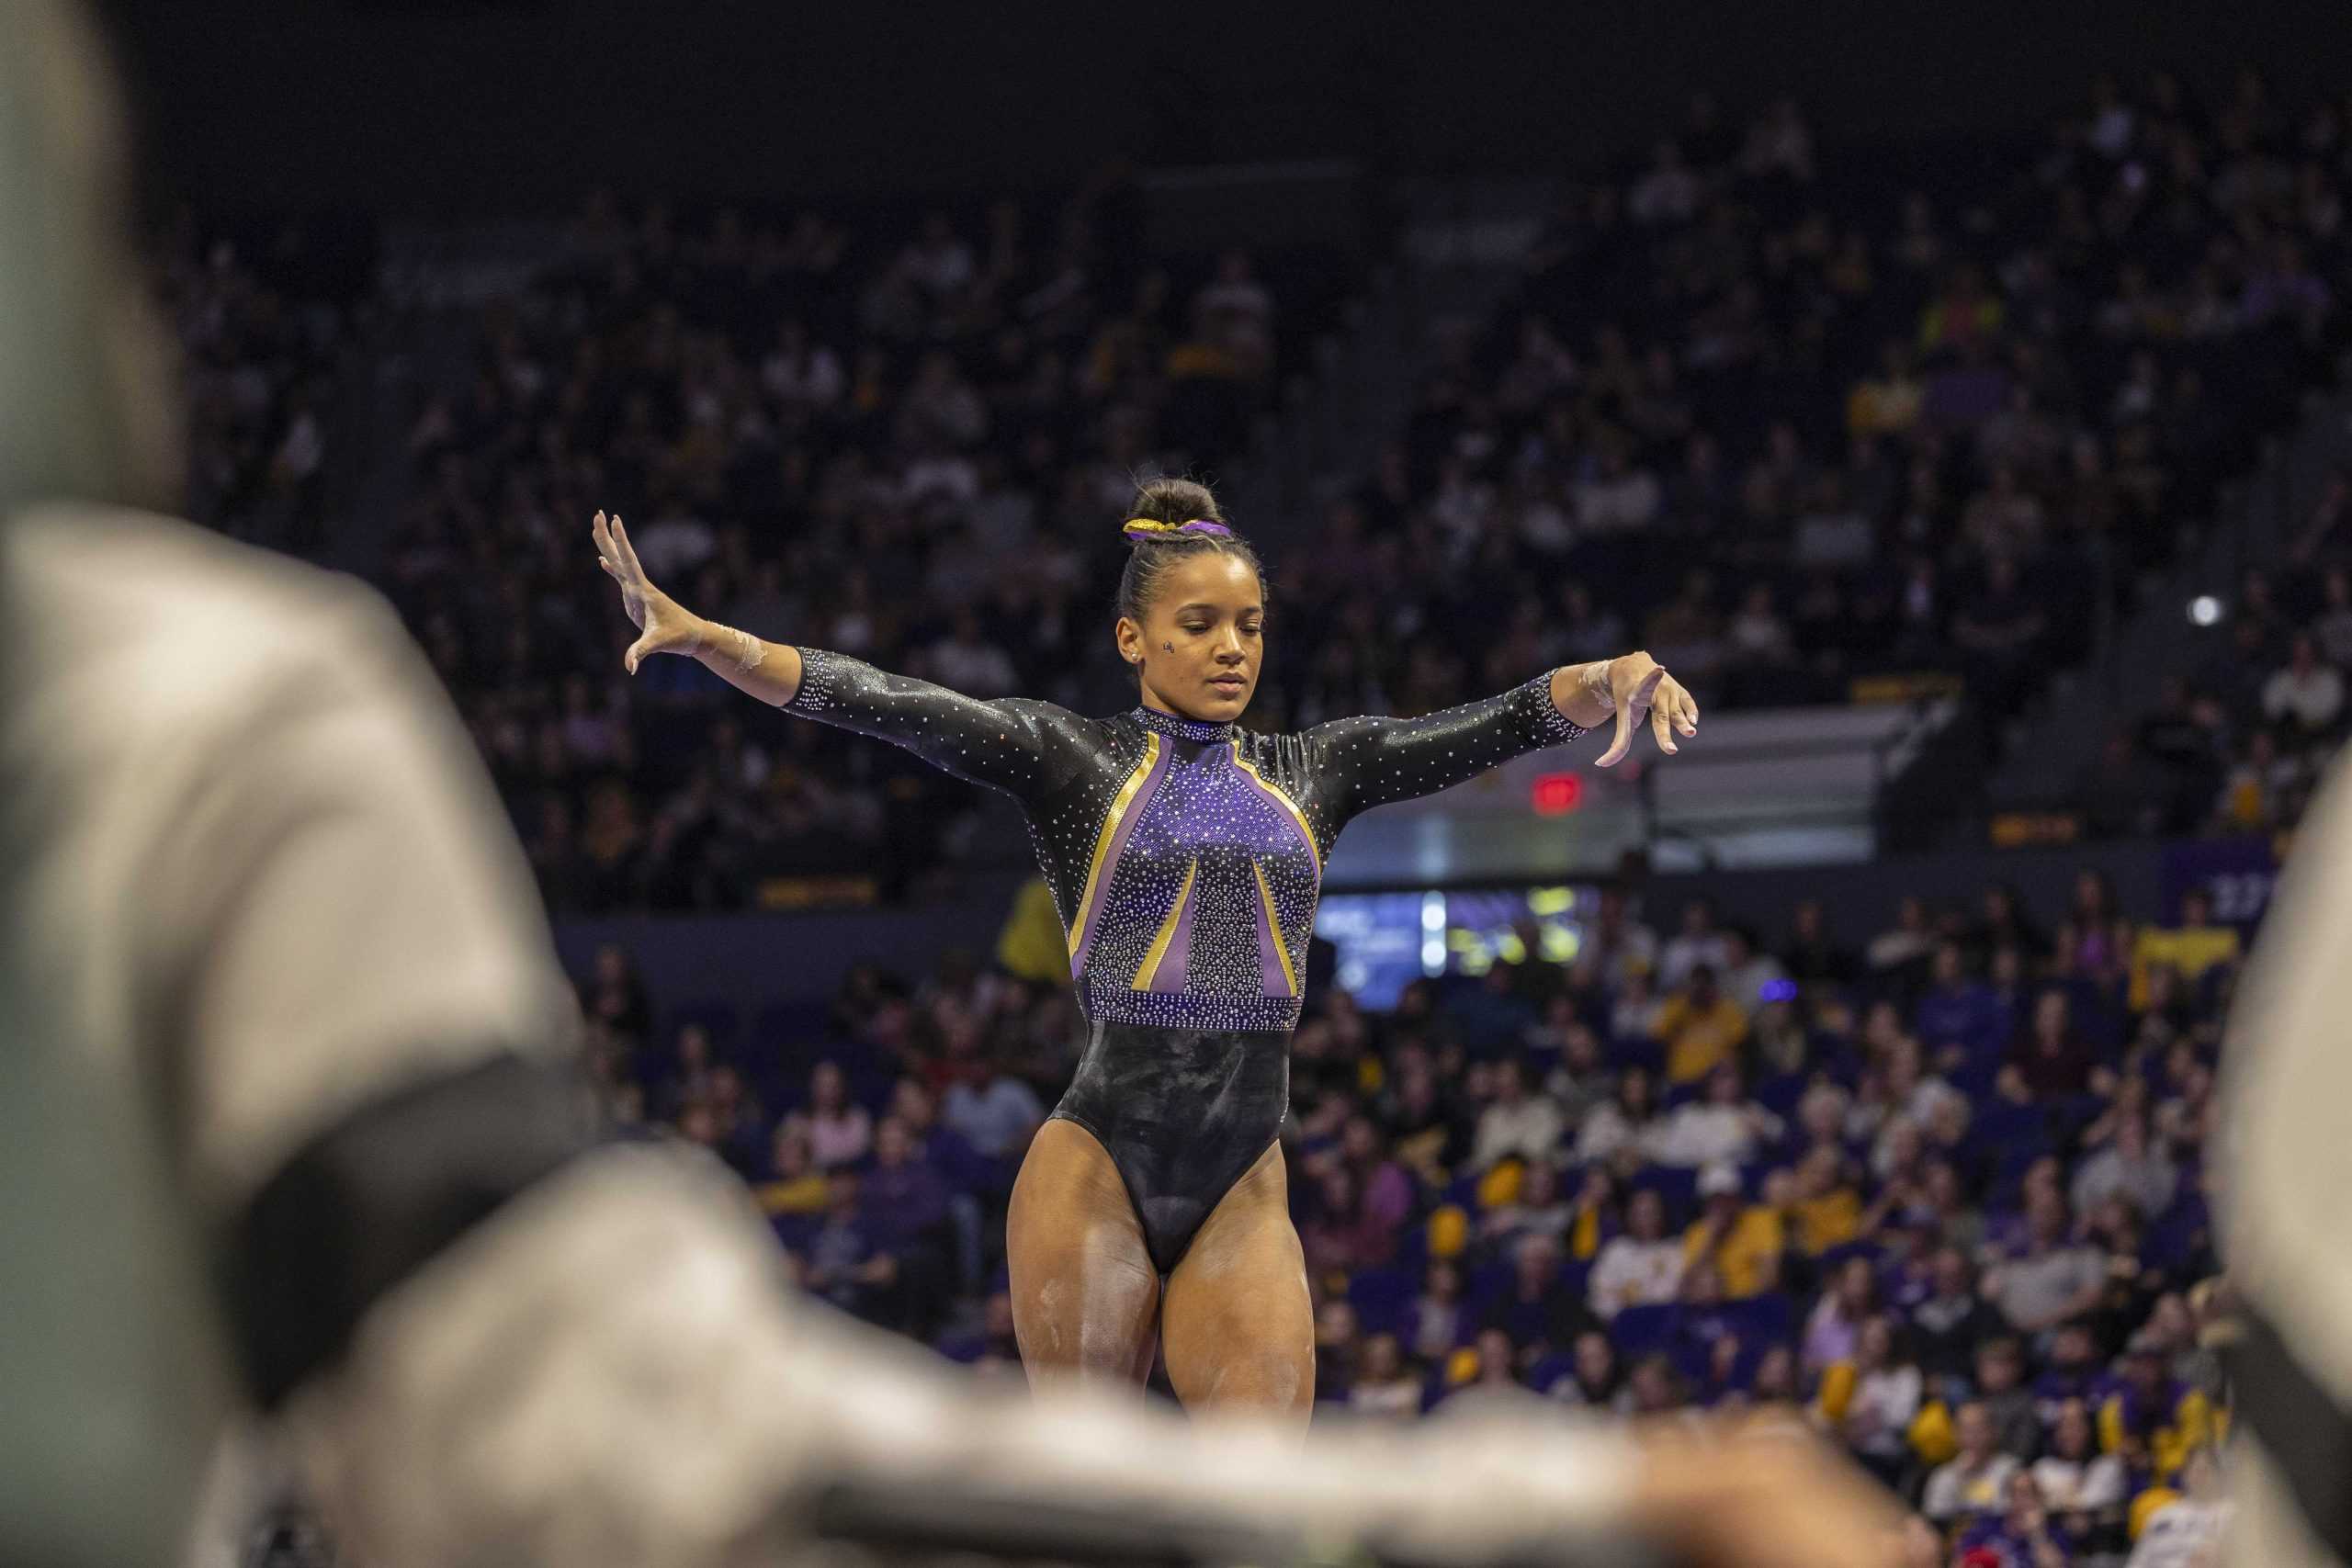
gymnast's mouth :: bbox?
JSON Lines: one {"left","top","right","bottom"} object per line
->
{"left": 1208, "top": 674, "right": 1247, "bottom": 691}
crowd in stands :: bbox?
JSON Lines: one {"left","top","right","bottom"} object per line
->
{"left": 2087, "top": 510, "right": 2352, "bottom": 843}
{"left": 140, "top": 74, "right": 2352, "bottom": 925}
{"left": 1353, "top": 68, "right": 2342, "bottom": 738}
{"left": 580, "top": 863, "right": 2243, "bottom": 1566}
{"left": 158, "top": 210, "right": 365, "bottom": 558}
{"left": 334, "top": 67, "right": 2351, "bottom": 915}
{"left": 377, "top": 186, "right": 1338, "bottom": 908}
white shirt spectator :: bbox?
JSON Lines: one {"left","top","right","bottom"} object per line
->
{"left": 1920, "top": 1452, "right": 2020, "bottom": 1523}
{"left": 927, "top": 628, "right": 1020, "bottom": 698}
{"left": 1472, "top": 1093, "right": 1568, "bottom": 1171}
{"left": 762, "top": 341, "right": 844, "bottom": 407}
{"left": 2126, "top": 1497, "right": 2232, "bottom": 1568}
{"left": 1573, "top": 467, "right": 1662, "bottom": 534}
{"left": 631, "top": 509, "right": 718, "bottom": 580}
{"left": 2071, "top": 1143, "right": 2179, "bottom": 1220}
{"left": 1657, "top": 930, "right": 1734, "bottom": 991}
{"left": 2030, "top": 1452, "right": 2129, "bottom": 1515}
{"left": 2262, "top": 660, "right": 2345, "bottom": 731}
{"left": 1588, "top": 1237, "right": 1686, "bottom": 1317}
{"left": 1646, "top": 1101, "right": 1782, "bottom": 1168}
{"left": 1841, "top": 1365, "right": 1924, "bottom": 1461}
{"left": 1574, "top": 1101, "right": 1656, "bottom": 1165}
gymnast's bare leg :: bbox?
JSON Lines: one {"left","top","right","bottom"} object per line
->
{"left": 1159, "top": 1141, "right": 1315, "bottom": 1428}
{"left": 1007, "top": 1119, "right": 1161, "bottom": 1393}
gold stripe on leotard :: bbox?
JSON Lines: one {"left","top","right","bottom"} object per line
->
{"left": 1228, "top": 740, "right": 1322, "bottom": 875}
{"left": 1251, "top": 856, "right": 1299, "bottom": 997}
{"left": 1131, "top": 855, "right": 1200, "bottom": 991}
{"left": 1069, "top": 731, "right": 1162, "bottom": 962}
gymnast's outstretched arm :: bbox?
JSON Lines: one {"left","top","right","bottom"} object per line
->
{"left": 1301, "top": 653, "right": 1700, "bottom": 829}
{"left": 590, "top": 509, "right": 1099, "bottom": 800}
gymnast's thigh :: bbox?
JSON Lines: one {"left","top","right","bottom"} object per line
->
{"left": 1157, "top": 1140, "right": 1314, "bottom": 1428}
{"left": 1006, "top": 1117, "right": 1161, "bottom": 1392}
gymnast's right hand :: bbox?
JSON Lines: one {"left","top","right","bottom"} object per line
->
{"left": 592, "top": 510, "right": 705, "bottom": 674}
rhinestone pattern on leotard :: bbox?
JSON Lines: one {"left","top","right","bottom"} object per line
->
{"left": 785, "top": 647, "right": 1587, "bottom": 1032}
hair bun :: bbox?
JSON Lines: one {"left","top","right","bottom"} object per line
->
{"left": 1122, "top": 516, "right": 1236, "bottom": 544}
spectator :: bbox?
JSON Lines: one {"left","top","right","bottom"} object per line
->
{"left": 1589, "top": 1187, "right": 1686, "bottom": 1316}
{"left": 1658, "top": 897, "right": 1736, "bottom": 989}
{"left": 1973, "top": 1334, "right": 2045, "bottom": 1461}
{"left": 1576, "top": 1065, "right": 1661, "bottom": 1164}
{"left": 1346, "top": 1333, "right": 1424, "bottom": 1419}
{"left": 1469, "top": 1056, "right": 1567, "bottom": 1170}
{"left": 1818, "top": 1314, "right": 1923, "bottom": 1487}
{"left": 1545, "top": 1328, "right": 1626, "bottom": 1413}
{"left": 2070, "top": 1114, "right": 2178, "bottom": 1221}
{"left": 1651, "top": 964, "right": 1750, "bottom": 1086}
{"left": 2127, "top": 887, "right": 2240, "bottom": 1011}
{"left": 1985, "top": 1188, "right": 2107, "bottom": 1337}
{"left": 1803, "top": 1255, "right": 1878, "bottom": 1373}
{"left": 1479, "top": 1233, "right": 1597, "bottom": 1363}
{"left": 804, "top": 1169, "right": 896, "bottom": 1321}
{"left": 2031, "top": 1397, "right": 2129, "bottom": 1544}
{"left": 784, "top": 1059, "right": 874, "bottom": 1171}
{"left": 1953, "top": 1471, "right": 2072, "bottom": 1568}
{"left": 1650, "top": 1065, "right": 1785, "bottom": 1168}
{"left": 1408, "top": 1259, "right": 1469, "bottom": 1362}
{"left": 1681, "top": 1159, "right": 1785, "bottom": 1299}
{"left": 2004, "top": 990, "right": 2104, "bottom": 1100}
{"left": 939, "top": 1054, "right": 1044, "bottom": 1160}
{"left": 1922, "top": 1402, "right": 2024, "bottom": 1524}
{"left": 1916, "top": 1247, "right": 2002, "bottom": 1390}
{"left": 2262, "top": 631, "right": 2346, "bottom": 736}
{"left": 2122, "top": 1446, "right": 2230, "bottom": 1568}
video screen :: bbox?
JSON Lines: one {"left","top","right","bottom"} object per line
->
{"left": 1313, "top": 886, "right": 1600, "bottom": 1009}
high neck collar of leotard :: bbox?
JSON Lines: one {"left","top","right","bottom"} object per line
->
{"left": 1128, "top": 705, "right": 1236, "bottom": 744}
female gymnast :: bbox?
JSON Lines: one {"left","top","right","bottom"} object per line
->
{"left": 591, "top": 478, "right": 1698, "bottom": 1425}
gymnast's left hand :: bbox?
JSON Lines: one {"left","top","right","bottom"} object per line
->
{"left": 1594, "top": 650, "right": 1700, "bottom": 768}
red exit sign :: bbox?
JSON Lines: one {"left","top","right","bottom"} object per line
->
{"left": 1531, "top": 772, "right": 1584, "bottom": 815}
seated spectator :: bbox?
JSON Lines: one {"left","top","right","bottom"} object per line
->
{"left": 2033, "top": 1397, "right": 2129, "bottom": 1545}
{"left": 1786, "top": 1144, "right": 1863, "bottom": 1258}
{"left": 1865, "top": 895, "right": 1939, "bottom": 993}
{"left": 2099, "top": 1330, "right": 2214, "bottom": 1478}
{"left": 1985, "top": 1187, "right": 2108, "bottom": 1337}
{"left": 1922, "top": 1401, "right": 2024, "bottom": 1524}
{"left": 1780, "top": 897, "right": 1857, "bottom": 987}
{"left": 2003, "top": 989, "right": 2105, "bottom": 1100}
{"left": 1481, "top": 1156, "right": 1574, "bottom": 1247}
{"left": 1816, "top": 1314, "right": 1923, "bottom": 1487}
{"left": 2260, "top": 631, "right": 2345, "bottom": 736}
{"left": 2071, "top": 1114, "right": 2178, "bottom": 1222}
{"left": 1715, "top": 926, "right": 1791, "bottom": 1014}
{"left": 1915, "top": 1247, "right": 2002, "bottom": 1392}
{"left": 1657, "top": 897, "right": 1736, "bottom": 990}
{"left": 1576, "top": 886, "right": 1658, "bottom": 989}
{"left": 1469, "top": 1056, "right": 1567, "bottom": 1170}
{"left": 2123, "top": 1446, "right": 2230, "bottom": 1568}
{"left": 2126, "top": 887, "right": 2241, "bottom": 1012}
{"left": 804, "top": 1169, "right": 897, "bottom": 1323}
{"left": 1650, "top": 964, "right": 1750, "bottom": 1086}
{"left": 1623, "top": 1351, "right": 1690, "bottom": 1420}
{"left": 1589, "top": 1187, "right": 1686, "bottom": 1317}
{"left": 1479, "top": 1234, "right": 1596, "bottom": 1366}
{"left": 1973, "top": 1334, "right": 2044, "bottom": 1460}
{"left": 1914, "top": 941, "right": 2003, "bottom": 1068}
{"left": 1575, "top": 1065, "right": 1661, "bottom": 1165}
{"left": 756, "top": 1124, "right": 831, "bottom": 1221}
{"left": 1346, "top": 1333, "right": 1424, "bottom": 1419}
{"left": 940, "top": 1053, "right": 1044, "bottom": 1160}
{"left": 861, "top": 1115, "right": 949, "bottom": 1250}
{"left": 784, "top": 1059, "right": 873, "bottom": 1171}
{"left": 1954, "top": 1471, "right": 2072, "bottom": 1568}
{"left": 1803, "top": 1255, "right": 1877, "bottom": 1373}
{"left": 1544, "top": 1327, "right": 1627, "bottom": 1413}
{"left": 1649, "top": 1064, "right": 1785, "bottom": 1168}
{"left": 1408, "top": 1259, "right": 1469, "bottom": 1362}
{"left": 1680, "top": 1159, "right": 1785, "bottom": 1298}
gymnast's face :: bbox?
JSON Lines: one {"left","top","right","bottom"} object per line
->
{"left": 1122, "top": 551, "right": 1263, "bottom": 722}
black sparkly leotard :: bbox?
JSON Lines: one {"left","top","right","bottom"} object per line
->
{"left": 785, "top": 648, "right": 1588, "bottom": 1270}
